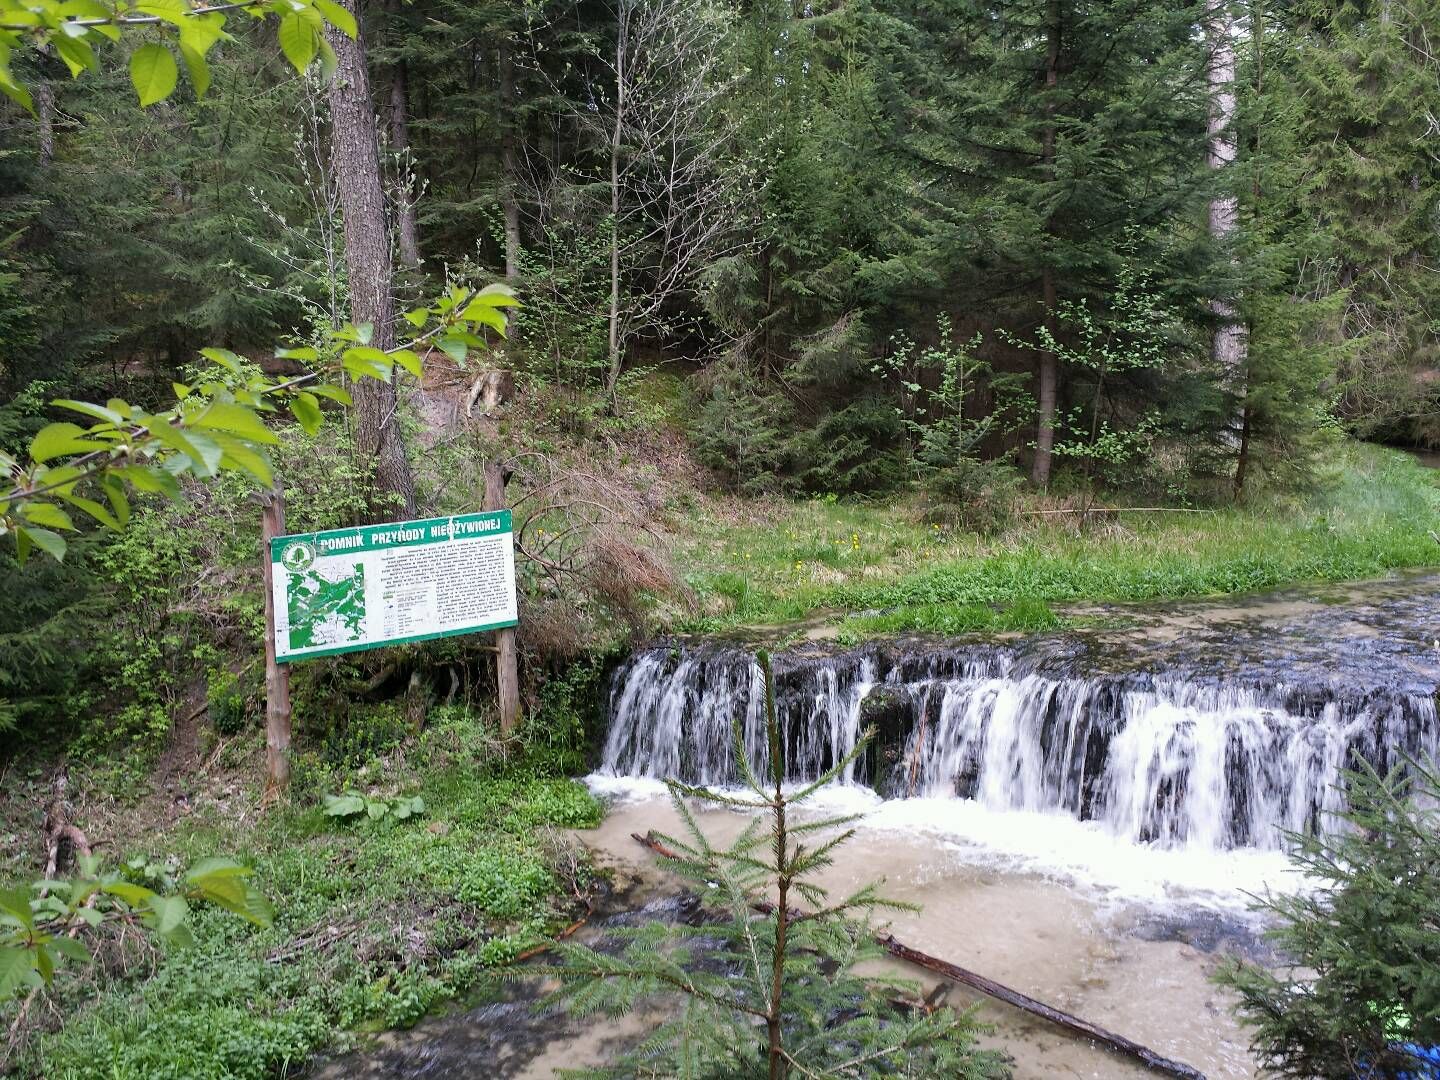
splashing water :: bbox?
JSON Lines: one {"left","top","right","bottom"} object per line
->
{"left": 594, "top": 631, "right": 1438, "bottom": 903}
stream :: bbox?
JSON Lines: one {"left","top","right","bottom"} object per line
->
{"left": 321, "top": 570, "right": 1440, "bottom": 1079}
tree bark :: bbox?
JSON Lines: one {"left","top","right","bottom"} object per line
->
{"left": 35, "top": 80, "right": 55, "bottom": 166}
{"left": 1206, "top": 0, "right": 1248, "bottom": 443}
{"left": 484, "top": 460, "right": 520, "bottom": 735}
{"left": 1031, "top": 0, "right": 1062, "bottom": 488}
{"left": 605, "top": 7, "right": 628, "bottom": 403}
{"left": 327, "top": 0, "right": 417, "bottom": 520}
{"left": 499, "top": 40, "right": 522, "bottom": 281}
{"left": 389, "top": 48, "right": 422, "bottom": 267}
{"left": 261, "top": 485, "right": 292, "bottom": 797}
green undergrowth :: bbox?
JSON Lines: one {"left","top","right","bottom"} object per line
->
{"left": 678, "top": 444, "right": 1439, "bottom": 636}
{"left": 836, "top": 598, "right": 1063, "bottom": 645}
{"left": 13, "top": 708, "right": 602, "bottom": 1080}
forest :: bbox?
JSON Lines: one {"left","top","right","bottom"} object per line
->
{"left": 1, "top": 0, "right": 1439, "bottom": 1077}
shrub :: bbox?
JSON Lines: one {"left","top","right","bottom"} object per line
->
{"left": 1217, "top": 758, "right": 1440, "bottom": 1079}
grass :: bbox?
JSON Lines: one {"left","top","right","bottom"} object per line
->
{"left": 677, "top": 444, "right": 1440, "bottom": 636}
{"left": 9, "top": 708, "right": 602, "bottom": 1080}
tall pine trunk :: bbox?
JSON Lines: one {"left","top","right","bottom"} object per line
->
{"left": 35, "top": 80, "right": 55, "bottom": 166}
{"left": 499, "top": 40, "right": 521, "bottom": 281}
{"left": 1032, "top": 0, "right": 1062, "bottom": 488}
{"left": 327, "top": 0, "right": 418, "bottom": 519}
{"left": 1206, "top": 0, "right": 1247, "bottom": 445}
{"left": 605, "top": 4, "right": 628, "bottom": 403}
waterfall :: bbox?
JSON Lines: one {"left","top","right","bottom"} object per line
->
{"left": 595, "top": 642, "right": 1440, "bottom": 852}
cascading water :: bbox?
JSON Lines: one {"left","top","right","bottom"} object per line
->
{"left": 596, "top": 610, "right": 1440, "bottom": 854}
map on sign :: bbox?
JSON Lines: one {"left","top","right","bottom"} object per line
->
{"left": 286, "top": 562, "right": 366, "bottom": 652}
{"left": 270, "top": 511, "right": 517, "bottom": 662}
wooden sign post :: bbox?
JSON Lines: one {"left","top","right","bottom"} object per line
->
{"left": 484, "top": 460, "right": 521, "bottom": 735}
{"left": 260, "top": 483, "right": 292, "bottom": 796}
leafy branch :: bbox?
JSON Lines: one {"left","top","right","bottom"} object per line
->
{"left": 0, "top": 0, "right": 360, "bottom": 110}
{"left": 1, "top": 854, "right": 273, "bottom": 1002}
{"left": 0, "top": 282, "right": 519, "bottom": 563}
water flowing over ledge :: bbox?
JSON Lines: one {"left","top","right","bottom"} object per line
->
{"left": 595, "top": 575, "right": 1440, "bottom": 861}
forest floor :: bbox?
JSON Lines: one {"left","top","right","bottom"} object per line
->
{"left": 0, "top": 707, "right": 602, "bottom": 1079}
{"left": 2, "top": 411, "right": 1436, "bottom": 1077}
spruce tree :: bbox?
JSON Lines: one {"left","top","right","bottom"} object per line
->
{"left": 544, "top": 652, "right": 1006, "bottom": 1079}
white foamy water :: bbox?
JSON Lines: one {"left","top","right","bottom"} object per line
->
{"left": 592, "top": 640, "right": 1435, "bottom": 912}
{"left": 585, "top": 773, "right": 1303, "bottom": 912}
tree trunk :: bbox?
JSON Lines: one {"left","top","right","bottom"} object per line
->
{"left": 327, "top": 0, "right": 417, "bottom": 520}
{"left": 1031, "top": 0, "right": 1062, "bottom": 488}
{"left": 35, "top": 80, "right": 55, "bottom": 166}
{"left": 483, "top": 461, "right": 521, "bottom": 735}
{"left": 499, "top": 40, "right": 521, "bottom": 281}
{"left": 605, "top": 10, "right": 627, "bottom": 403}
{"left": 389, "top": 48, "right": 422, "bottom": 267}
{"left": 1206, "top": 0, "right": 1248, "bottom": 442}
{"left": 261, "top": 485, "right": 292, "bottom": 797}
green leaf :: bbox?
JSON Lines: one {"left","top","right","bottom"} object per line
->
{"left": 472, "top": 282, "right": 521, "bottom": 306}
{"left": 308, "top": 384, "right": 352, "bottom": 406}
{"left": 391, "top": 349, "right": 423, "bottom": 378}
{"left": 278, "top": 12, "right": 319, "bottom": 72}
{"left": 101, "top": 475, "right": 130, "bottom": 527}
{"left": 322, "top": 793, "right": 366, "bottom": 818}
{"left": 135, "top": 0, "right": 187, "bottom": 26}
{"left": 210, "top": 434, "right": 274, "bottom": 487}
{"left": 289, "top": 392, "right": 323, "bottom": 435}
{"left": 55, "top": 493, "right": 120, "bottom": 531}
{"left": 33, "top": 941, "right": 54, "bottom": 984}
{"left": 30, "top": 422, "right": 110, "bottom": 462}
{"left": 53, "top": 399, "right": 126, "bottom": 425}
{"left": 314, "top": 34, "right": 337, "bottom": 83}
{"left": 0, "top": 70, "right": 35, "bottom": 115}
{"left": 184, "top": 858, "right": 251, "bottom": 884}
{"left": 310, "top": 0, "right": 356, "bottom": 37}
{"left": 145, "top": 894, "right": 188, "bottom": 936}
{"left": 54, "top": 34, "right": 98, "bottom": 77}
{"left": 177, "top": 431, "right": 225, "bottom": 477}
{"left": 100, "top": 881, "right": 156, "bottom": 909}
{"left": 115, "top": 466, "right": 181, "bottom": 500}
{"left": 19, "top": 527, "right": 66, "bottom": 563}
{"left": 438, "top": 337, "right": 467, "bottom": 365}
{"left": 403, "top": 307, "right": 429, "bottom": 328}
{"left": 274, "top": 345, "right": 318, "bottom": 362}
{"left": 190, "top": 401, "right": 278, "bottom": 445}
{"left": 461, "top": 302, "right": 508, "bottom": 336}
{"left": 129, "top": 44, "right": 179, "bottom": 107}
{"left": 0, "top": 888, "right": 34, "bottom": 930}
{"left": 49, "top": 937, "right": 90, "bottom": 964}
{"left": 189, "top": 876, "right": 273, "bottom": 927}
{"left": 179, "top": 43, "right": 211, "bottom": 98}
{"left": 177, "top": 10, "right": 226, "bottom": 54}
{"left": 341, "top": 347, "right": 392, "bottom": 383}
{"left": 0, "top": 945, "right": 38, "bottom": 1000}
{"left": 199, "top": 347, "right": 245, "bottom": 373}
{"left": 21, "top": 502, "right": 75, "bottom": 532}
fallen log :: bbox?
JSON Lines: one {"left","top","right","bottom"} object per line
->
{"left": 630, "top": 830, "right": 1205, "bottom": 1080}
{"left": 874, "top": 933, "right": 1205, "bottom": 1080}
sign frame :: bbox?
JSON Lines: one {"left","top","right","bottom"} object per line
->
{"left": 268, "top": 510, "right": 518, "bottom": 663}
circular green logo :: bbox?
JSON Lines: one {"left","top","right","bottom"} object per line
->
{"left": 281, "top": 541, "right": 316, "bottom": 572}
